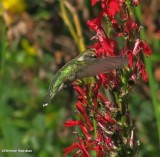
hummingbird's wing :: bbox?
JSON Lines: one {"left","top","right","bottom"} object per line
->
{"left": 76, "top": 56, "right": 127, "bottom": 79}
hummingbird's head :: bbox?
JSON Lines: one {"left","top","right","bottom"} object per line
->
{"left": 77, "top": 49, "right": 97, "bottom": 61}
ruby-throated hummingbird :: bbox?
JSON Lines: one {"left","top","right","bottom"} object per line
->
{"left": 43, "top": 49, "right": 127, "bottom": 107}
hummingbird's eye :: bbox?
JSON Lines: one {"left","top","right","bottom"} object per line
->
{"left": 91, "top": 54, "right": 97, "bottom": 58}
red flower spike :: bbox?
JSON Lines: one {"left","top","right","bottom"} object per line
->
{"left": 91, "top": 0, "right": 99, "bottom": 6}
{"left": 64, "top": 0, "right": 149, "bottom": 156}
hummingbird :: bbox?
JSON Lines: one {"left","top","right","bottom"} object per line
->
{"left": 43, "top": 49, "right": 127, "bottom": 107}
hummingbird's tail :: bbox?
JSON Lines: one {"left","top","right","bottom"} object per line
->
{"left": 42, "top": 93, "right": 53, "bottom": 107}
{"left": 43, "top": 79, "right": 64, "bottom": 107}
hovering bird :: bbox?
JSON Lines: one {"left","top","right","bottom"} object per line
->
{"left": 43, "top": 49, "right": 127, "bottom": 107}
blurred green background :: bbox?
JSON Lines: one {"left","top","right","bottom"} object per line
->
{"left": 0, "top": 0, "right": 160, "bottom": 157}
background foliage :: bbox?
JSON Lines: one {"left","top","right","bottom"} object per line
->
{"left": 0, "top": 0, "right": 160, "bottom": 157}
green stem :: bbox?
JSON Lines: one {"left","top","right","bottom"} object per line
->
{"left": 135, "top": 5, "right": 160, "bottom": 144}
{"left": 59, "top": 0, "right": 86, "bottom": 52}
{"left": 93, "top": 118, "right": 97, "bottom": 139}
{"left": 59, "top": 0, "right": 79, "bottom": 45}
{"left": 0, "top": 18, "right": 14, "bottom": 157}
{"left": 144, "top": 56, "right": 160, "bottom": 143}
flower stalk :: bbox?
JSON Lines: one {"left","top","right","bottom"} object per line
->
{"left": 62, "top": 0, "right": 151, "bottom": 156}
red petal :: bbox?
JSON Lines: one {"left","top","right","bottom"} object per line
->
{"left": 77, "top": 137, "right": 90, "bottom": 157}
{"left": 76, "top": 101, "right": 93, "bottom": 131}
{"left": 87, "top": 13, "right": 103, "bottom": 31}
{"left": 64, "top": 120, "right": 81, "bottom": 127}
{"left": 98, "top": 93, "right": 108, "bottom": 104}
{"left": 74, "top": 86, "right": 87, "bottom": 104}
{"left": 127, "top": 51, "right": 133, "bottom": 68}
{"left": 140, "top": 63, "right": 148, "bottom": 82}
{"left": 141, "top": 41, "right": 152, "bottom": 56}
{"left": 108, "top": 0, "right": 120, "bottom": 17}
{"left": 104, "top": 113, "right": 116, "bottom": 124}
{"left": 80, "top": 124, "right": 92, "bottom": 140}
{"left": 136, "top": 61, "right": 148, "bottom": 82}
{"left": 76, "top": 101, "right": 86, "bottom": 114}
{"left": 74, "top": 86, "right": 84, "bottom": 96}
{"left": 103, "top": 0, "right": 120, "bottom": 17}
{"left": 91, "top": 0, "right": 99, "bottom": 6}
{"left": 96, "top": 31, "right": 116, "bottom": 56}
{"left": 63, "top": 142, "right": 78, "bottom": 156}
{"left": 88, "top": 42, "right": 104, "bottom": 57}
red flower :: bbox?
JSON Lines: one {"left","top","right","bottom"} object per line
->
{"left": 136, "top": 61, "right": 148, "bottom": 82}
{"left": 76, "top": 101, "right": 93, "bottom": 131}
{"left": 91, "top": 0, "right": 99, "bottom": 6}
{"left": 64, "top": 136, "right": 91, "bottom": 157}
{"left": 133, "top": 39, "right": 152, "bottom": 57}
{"left": 127, "top": 51, "right": 133, "bottom": 67}
{"left": 94, "top": 145, "right": 104, "bottom": 157}
{"left": 79, "top": 124, "right": 92, "bottom": 140}
{"left": 102, "top": 0, "right": 120, "bottom": 17}
{"left": 77, "top": 136, "right": 90, "bottom": 157}
{"left": 124, "top": 19, "right": 138, "bottom": 38}
{"left": 63, "top": 142, "right": 79, "bottom": 156}
{"left": 87, "top": 13, "right": 103, "bottom": 31}
{"left": 88, "top": 42, "right": 104, "bottom": 57}
{"left": 96, "top": 33, "right": 116, "bottom": 56}
{"left": 64, "top": 120, "right": 92, "bottom": 141}
{"left": 132, "top": 39, "right": 141, "bottom": 56}
{"left": 98, "top": 93, "right": 108, "bottom": 104}
{"left": 74, "top": 85, "right": 88, "bottom": 104}
{"left": 104, "top": 113, "right": 116, "bottom": 124}
{"left": 64, "top": 120, "right": 80, "bottom": 127}
{"left": 141, "top": 41, "right": 152, "bottom": 57}
{"left": 140, "top": 63, "right": 148, "bottom": 82}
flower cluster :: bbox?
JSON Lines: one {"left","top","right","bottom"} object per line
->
{"left": 63, "top": 0, "right": 151, "bottom": 156}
